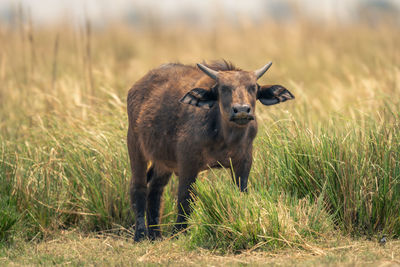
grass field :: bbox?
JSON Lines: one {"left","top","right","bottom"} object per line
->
{"left": 1, "top": 15, "right": 400, "bottom": 265}
{"left": 1, "top": 231, "right": 400, "bottom": 266}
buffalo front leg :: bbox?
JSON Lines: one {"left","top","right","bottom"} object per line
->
{"left": 231, "top": 153, "right": 252, "bottom": 192}
{"left": 146, "top": 166, "right": 171, "bottom": 240}
{"left": 175, "top": 166, "right": 198, "bottom": 232}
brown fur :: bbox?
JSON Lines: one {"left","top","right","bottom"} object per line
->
{"left": 127, "top": 60, "right": 294, "bottom": 241}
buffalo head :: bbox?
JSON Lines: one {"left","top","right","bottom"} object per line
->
{"left": 180, "top": 62, "right": 294, "bottom": 126}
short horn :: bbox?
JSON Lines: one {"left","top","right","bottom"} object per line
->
{"left": 197, "top": 63, "right": 219, "bottom": 80}
{"left": 254, "top": 61, "right": 272, "bottom": 80}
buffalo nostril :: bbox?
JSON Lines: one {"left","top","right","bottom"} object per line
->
{"left": 232, "top": 105, "right": 251, "bottom": 114}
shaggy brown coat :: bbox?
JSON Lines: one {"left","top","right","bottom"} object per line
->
{"left": 127, "top": 60, "right": 294, "bottom": 241}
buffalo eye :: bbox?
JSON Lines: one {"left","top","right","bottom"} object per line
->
{"left": 247, "top": 84, "right": 257, "bottom": 93}
{"left": 221, "top": 85, "right": 232, "bottom": 93}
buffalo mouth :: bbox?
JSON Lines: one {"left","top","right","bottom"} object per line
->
{"left": 229, "top": 113, "right": 255, "bottom": 125}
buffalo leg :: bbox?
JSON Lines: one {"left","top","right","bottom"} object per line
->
{"left": 128, "top": 129, "right": 148, "bottom": 241}
{"left": 175, "top": 170, "right": 198, "bottom": 232}
{"left": 232, "top": 153, "right": 252, "bottom": 192}
{"left": 146, "top": 166, "right": 171, "bottom": 240}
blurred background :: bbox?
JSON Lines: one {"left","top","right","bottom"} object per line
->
{"left": 0, "top": 0, "right": 399, "bottom": 27}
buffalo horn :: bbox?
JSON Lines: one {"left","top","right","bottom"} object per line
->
{"left": 197, "top": 63, "right": 219, "bottom": 80}
{"left": 254, "top": 61, "right": 273, "bottom": 80}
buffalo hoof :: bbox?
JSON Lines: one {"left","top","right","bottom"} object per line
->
{"left": 148, "top": 229, "right": 162, "bottom": 241}
{"left": 134, "top": 227, "right": 147, "bottom": 242}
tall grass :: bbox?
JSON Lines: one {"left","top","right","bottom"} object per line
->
{"left": 189, "top": 176, "right": 334, "bottom": 252}
{"left": 188, "top": 109, "right": 400, "bottom": 251}
{"left": 0, "top": 17, "right": 399, "bottom": 251}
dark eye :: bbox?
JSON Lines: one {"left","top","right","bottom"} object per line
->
{"left": 247, "top": 84, "right": 257, "bottom": 92}
{"left": 221, "top": 85, "right": 232, "bottom": 93}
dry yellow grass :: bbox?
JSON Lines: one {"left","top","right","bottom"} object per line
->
{"left": 1, "top": 231, "right": 400, "bottom": 266}
{"left": 1, "top": 21, "right": 399, "bottom": 124}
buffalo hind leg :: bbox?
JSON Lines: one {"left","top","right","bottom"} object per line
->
{"left": 128, "top": 130, "right": 148, "bottom": 241}
{"left": 146, "top": 165, "right": 172, "bottom": 240}
{"left": 130, "top": 166, "right": 147, "bottom": 241}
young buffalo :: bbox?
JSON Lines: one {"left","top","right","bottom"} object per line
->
{"left": 127, "top": 60, "right": 294, "bottom": 241}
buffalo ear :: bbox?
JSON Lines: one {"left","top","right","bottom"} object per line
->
{"left": 257, "top": 85, "right": 294, "bottom": 106}
{"left": 180, "top": 88, "right": 217, "bottom": 109}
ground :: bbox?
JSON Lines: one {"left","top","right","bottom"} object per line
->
{"left": 1, "top": 232, "right": 399, "bottom": 266}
